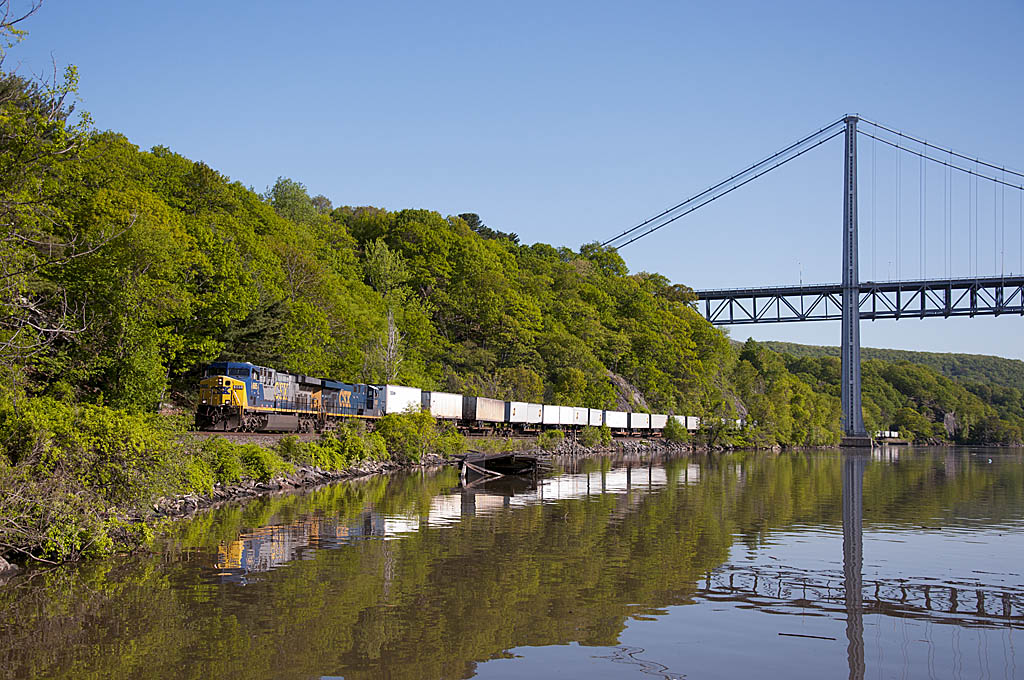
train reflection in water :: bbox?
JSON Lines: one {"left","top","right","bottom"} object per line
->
{"left": 215, "top": 513, "right": 386, "bottom": 581}
{"left": 213, "top": 460, "right": 702, "bottom": 582}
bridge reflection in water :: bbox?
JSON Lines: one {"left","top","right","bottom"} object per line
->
{"left": 844, "top": 453, "right": 865, "bottom": 680}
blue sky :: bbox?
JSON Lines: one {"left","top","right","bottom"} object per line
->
{"left": 8, "top": 0, "right": 1024, "bottom": 358}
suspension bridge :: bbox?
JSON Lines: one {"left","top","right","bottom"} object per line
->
{"left": 603, "top": 115, "right": 1024, "bottom": 446}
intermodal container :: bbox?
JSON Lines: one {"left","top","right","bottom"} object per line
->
{"left": 558, "top": 406, "right": 575, "bottom": 426}
{"left": 668, "top": 415, "right": 686, "bottom": 430}
{"left": 630, "top": 412, "right": 651, "bottom": 429}
{"left": 463, "top": 396, "right": 505, "bottom": 423}
{"left": 686, "top": 416, "right": 701, "bottom": 430}
{"left": 422, "top": 391, "right": 463, "bottom": 419}
{"left": 605, "top": 410, "right": 628, "bottom": 429}
{"left": 588, "top": 408, "right": 604, "bottom": 427}
{"left": 650, "top": 414, "right": 668, "bottom": 430}
{"left": 542, "top": 404, "right": 560, "bottom": 425}
{"left": 507, "top": 401, "right": 543, "bottom": 424}
{"left": 571, "top": 407, "right": 588, "bottom": 426}
{"left": 383, "top": 384, "right": 422, "bottom": 415}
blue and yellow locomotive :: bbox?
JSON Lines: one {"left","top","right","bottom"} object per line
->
{"left": 197, "top": 361, "right": 381, "bottom": 432}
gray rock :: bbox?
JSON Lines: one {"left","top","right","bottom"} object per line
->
{"left": 0, "top": 556, "right": 18, "bottom": 576}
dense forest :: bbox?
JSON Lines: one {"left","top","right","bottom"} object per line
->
{"left": 0, "top": 3, "right": 1021, "bottom": 561}
{"left": 760, "top": 341, "right": 1024, "bottom": 393}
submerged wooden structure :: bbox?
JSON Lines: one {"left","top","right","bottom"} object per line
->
{"left": 455, "top": 451, "right": 546, "bottom": 485}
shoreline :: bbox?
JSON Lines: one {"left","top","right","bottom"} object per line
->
{"left": 151, "top": 438, "right": 703, "bottom": 520}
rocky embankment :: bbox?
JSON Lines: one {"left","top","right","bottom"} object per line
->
{"left": 152, "top": 456, "right": 447, "bottom": 519}
{"left": 153, "top": 438, "right": 707, "bottom": 520}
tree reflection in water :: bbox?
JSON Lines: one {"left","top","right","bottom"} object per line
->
{"left": 0, "top": 448, "right": 1021, "bottom": 680}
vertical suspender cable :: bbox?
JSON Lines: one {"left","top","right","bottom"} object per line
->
{"left": 943, "top": 155, "right": 948, "bottom": 277}
{"left": 872, "top": 133, "right": 876, "bottom": 280}
{"left": 994, "top": 181, "right": 998, "bottom": 274}
{"left": 896, "top": 140, "right": 902, "bottom": 280}
{"left": 968, "top": 164, "right": 973, "bottom": 277}
{"left": 921, "top": 149, "right": 926, "bottom": 278}
{"left": 948, "top": 150, "right": 953, "bottom": 277}
{"left": 969, "top": 163, "right": 973, "bottom": 277}
{"left": 1001, "top": 171, "right": 1006, "bottom": 276}
{"left": 975, "top": 166, "right": 979, "bottom": 276}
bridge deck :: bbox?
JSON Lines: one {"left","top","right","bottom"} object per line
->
{"left": 694, "top": 275, "right": 1024, "bottom": 325}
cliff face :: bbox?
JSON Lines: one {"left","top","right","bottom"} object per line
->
{"left": 606, "top": 370, "right": 650, "bottom": 412}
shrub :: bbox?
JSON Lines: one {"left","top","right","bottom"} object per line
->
{"left": 376, "top": 410, "right": 435, "bottom": 462}
{"left": 0, "top": 397, "right": 180, "bottom": 507}
{"left": 277, "top": 425, "right": 393, "bottom": 471}
{"left": 275, "top": 434, "right": 305, "bottom": 462}
{"left": 199, "top": 436, "right": 247, "bottom": 484}
{"left": 374, "top": 410, "right": 467, "bottom": 462}
{"left": 538, "top": 429, "right": 565, "bottom": 450}
{"left": 664, "top": 416, "right": 688, "bottom": 443}
{"left": 435, "top": 422, "right": 467, "bottom": 458}
{"left": 0, "top": 395, "right": 179, "bottom": 562}
{"left": 238, "top": 444, "right": 293, "bottom": 482}
{"left": 578, "top": 426, "right": 602, "bottom": 448}
{"left": 183, "top": 455, "right": 216, "bottom": 494}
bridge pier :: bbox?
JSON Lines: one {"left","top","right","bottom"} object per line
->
{"left": 840, "top": 115, "right": 870, "bottom": 447}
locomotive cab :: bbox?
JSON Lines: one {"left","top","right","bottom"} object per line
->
{"left": 196, "top": 361, "right": 256, "bottom": 429}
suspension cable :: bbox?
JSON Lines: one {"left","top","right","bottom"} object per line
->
{"left": 602, "top": 118, "right": 847, "bottom": 248}
{"left": 857, "top": 129, "right": 1024, "bottom": 191}
{"left": 605, "top": 127, "right": 846, "bottom": 249}
{"left": 860, "top": 117, "right": 1024, "bottom": 181}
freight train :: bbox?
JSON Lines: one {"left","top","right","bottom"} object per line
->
{"left": 196, "top": 360, "right": 715, "bottom": 435}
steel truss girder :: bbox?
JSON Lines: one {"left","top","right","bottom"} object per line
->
{"left": 695, "top": 276, "right": 1024, "bottom": 325}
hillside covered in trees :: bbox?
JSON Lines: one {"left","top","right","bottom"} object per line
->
{"left": 759, "top": 341, "right": 1024, "bottom": 393}
{"left": 0, "top": 1, "right": 1021, "bottom": 562}
{"left": 0, "top": 23, "right": 1021, "bottom": 450}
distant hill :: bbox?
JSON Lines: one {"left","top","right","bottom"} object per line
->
{"left": 755, "top": 341, "right": 1024, "bottom": 391}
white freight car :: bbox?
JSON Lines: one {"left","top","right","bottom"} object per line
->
{"left": 605, "top": 410, "right": 628, "bottom": 429}
{"left": 542, "top": 404, "right": 560, "bottom": 425}
{"left": 383, "top": 384, "right": 422, "bottom": 415}
{"left": 421, "top": 391, "right": 462, "bottom": 419}
{"left": 507, "top": 401, "right": 543, "bottom": 424}
{"left": 463, "top": 396, "right": 505, "bottom": 423}
{"left": 630, "top": 412, "right": 651, "bottom": 429}
{"left": 558, "top": 406, "right": 575, "bottom": 426}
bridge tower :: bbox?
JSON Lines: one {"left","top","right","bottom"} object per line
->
{"left": 841, "top": 115, "right": 870, "bottom": 445}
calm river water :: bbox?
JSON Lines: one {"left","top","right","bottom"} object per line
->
{"left": 1, "top": 447, "right": 1022, "bottom": 679}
